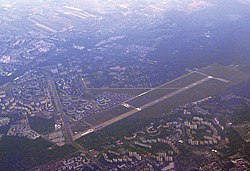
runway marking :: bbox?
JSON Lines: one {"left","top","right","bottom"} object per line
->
{"left": 80, "top": 69, "right": 233, "bottom": 136}
{"left": 92, "top": 77, "right": 212, "bottom": 132}
{"left": 99, "top": 72, "right": 197, "bottom": 107}
{"left": 194, "top": 71, "right": 230, "bottom": 83}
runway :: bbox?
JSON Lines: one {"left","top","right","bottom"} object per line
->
{"left": 93, "top": 76, "right": 212, "bottom": 131}
{"left": 78, "top": 69, "right": 232, "bottom": 137}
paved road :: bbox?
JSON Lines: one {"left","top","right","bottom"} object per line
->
{"left": 48, "top": 77, "right": 87, "bottom": 152}
{"left": 48, "top": 78, "right": 73, "bottom": 142}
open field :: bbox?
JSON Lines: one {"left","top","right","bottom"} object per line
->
{"left": 233, "top": 123, "right": 250, "bottom": 143}
{"left": 159, "top": 72, "right": 207, "bottom": 89}
{"left": 89, "top": 88, "right": 151, "bottom": 96}
{"left": 131, "top": 79, "right": 229, "bottom": 119}
{"left": 83, "top": 105, "right": 133, "bottom": 126}
{"left": 0, "top": 136, "right": 76, "bottom": 171}
{"left": 127, "top": 89, "right": 176, "bottom": 107}
{"left": 77, "top": 64, "right": 249, "bottom": 139}
{"left": 199, "top": 64, "right": 250, "bottom": 85}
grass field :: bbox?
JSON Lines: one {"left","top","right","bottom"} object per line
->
{"left": 90, "top": 88, "right": 151, "bottom": 96}
{"left": 233, "top": 123, "right": 250, "bottom": 143}
{"left": 0, "top": 136, "right": 76, "bottom": 170}
{"left": 28, "top": 116, "right": 55, "bottom": 135}
{"left": 78, "top": 64, "right": 249, "bottom": 142}
{"left": 83, "top": 105, "right": 133, "bottom": 126}
{"left": 199, "top": 64, "right": 250, "bottom": 85}
{"left": 127, "top": 89, "right": 175, "bottom": 107}
{"left": 159, "top": 72, "right": 207, "bottom": 89}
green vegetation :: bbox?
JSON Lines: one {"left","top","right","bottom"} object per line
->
{"left": 232, "top": 107, "right": 250, "bottom": 125}
{"left": 28, "top": 116, "right": 55, "bottom": 134}
{"left": 127, "top": 89, "right": 175, "bottom": 107}
{"left": 148, "top": 143, "right": 172, "bottom": 154}
{"left": 158, "top": 129, "right": 174, "bottom": 138}
{"left": 231, "top": 79, "right": 250, "bottom": 98}
{"left": 102, "top": 116, "right": 159, "bottom": 139}
{"left": 125, "top": 144, "right": 149, "bottom": 155}
{"left": 233, "top": 122, "right": 250, "bottom": 143}
{"left": 174, "top": 145, "right": 194, "bottom": 170}
{"left": 77, "top": 116, "right": 159, "bottom": 151}
{"left": 84, "top": 105, "right": 132, "bottom": 126}
{"left": 225, "top": 128, "right": 245, "bottom": 151}
{"left": 0, "top": 125, "right": 10, "bottom": 134}
{"left": 0, "top": 136, "right": 76, "bottom": 170}
{"left": 123, "top": 144, "right": 138, "bottom": 152}
{"left": 90, "top": 88, "right": 150, "bottom": 96}
{"left": 244, "top": 143, "right": 250, "bottom": 157}
{"left": 160, "top": 72, "right": 206, "bottom": 88}
{"left": 76, "top": 132, "right": 112, "bottom": 150}
{"left": 200, "top": 64, "right": 250, "bottom": 85}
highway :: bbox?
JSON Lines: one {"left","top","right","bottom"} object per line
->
{"left": 48, "top": 78, "right": 73, "bottom": 143}
{"left": 48, "top": 77, "right": 87, "bottom": 152}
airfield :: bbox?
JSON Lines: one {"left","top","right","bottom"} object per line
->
{"left": 73, "top": 64, "right": 250, "bottom": 140}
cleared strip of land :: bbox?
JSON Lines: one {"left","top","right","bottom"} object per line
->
{"left": 92, "top": 77, "right": 211, "bottom": 130}
{"left": 159, "top": 72, "right": 207, "bottom": 89}
{"left": 127, "top": 89, "right": 176, "bottom": 107}
{"left": 78, "top": 64, "right": 249, "bottom": 138}
{"left": 199, "top": 64, "right": 249, "bottom": 84}
{"left": 83, "top": 105, "right": 133, "bottom": 126}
